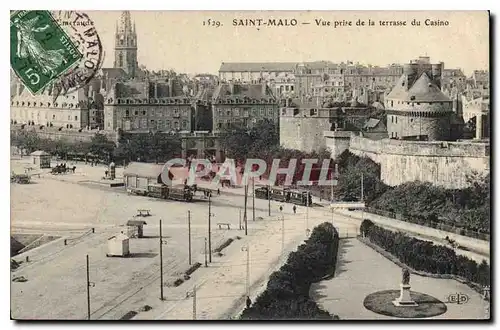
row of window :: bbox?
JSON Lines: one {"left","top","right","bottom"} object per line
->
{"left": 112, "top": 98, "right": 190, "bottom": 105}
{"left": 388, "top": 100, "right": 449, "bottom": 107}
{"left": 15, "top": 111, "right": 78, "bottom": 121}
{"left": 278, "top": 85, "right": 295, "bottom": 92}
{"left": 124, "top": 109, "right": 189, "bottom": 117}
{"left": 114, "top": 119, "right": 190, "bottom": 130}
{"left": 12, "top": 101, "right": 78, "bottom": 108}
{"left": 215, "top": 108, "right": 275, "bottom": 117}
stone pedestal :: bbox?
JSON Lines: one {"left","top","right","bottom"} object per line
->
{"left": 392, "top": 284, "right": 418, "bottom": 307}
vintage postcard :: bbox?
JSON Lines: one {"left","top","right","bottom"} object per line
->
{"left": 10, "top": 10, "right": 490, "bottom": 320}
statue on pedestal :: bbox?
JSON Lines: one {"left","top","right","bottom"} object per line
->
{"left": 392, "top": 267, "right": 418, "bottom": 307}
{"left": 402, "top": 268, "right": 410, "bottom": 285}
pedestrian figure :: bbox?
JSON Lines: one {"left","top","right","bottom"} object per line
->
{"left": 217, "top": 188, "right": 220, "bottom": 195}
{"left": 279, "top": 205, "right": 283, "bottom": 212}
{"left": 246, "top": 296, "right": 252, "bottom": 309}
{"left": 293, "top": 205, "right": 297, "bottom": 214}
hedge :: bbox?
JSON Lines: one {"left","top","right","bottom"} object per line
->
{"left": 361, "top": 220, "right": 490, "bottom": 287}
{"left": 239, "top": 222, "right": 340, "bottom": 320}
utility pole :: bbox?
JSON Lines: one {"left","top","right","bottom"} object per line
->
{"left": 188, "top": 210, "right": 192, "bottom": 265}
{"left": 187, "top": 286, "right": 197, "bottom": 320}
{"left": 306, "top": 191, "right": 309, "bottom": 232}
{"left": 268, "top": 185, "right": 271, "bottom": 216}
{"left": 159, "top": 219, "right": 165, "bottom": 301}
{"left": 241, "top": 245, "right": 250, "bottom": 297}
{"left": 208, "top": 194, "right": 212, "bottom": 263}
{"left": 252, "top": 177, "right": 255, "bottom": 222}
{"left": 281, "top": 209, "right": 285, "bottom": 253}
{"left": 331, "top": 163, "right": 339, "bottom": 224}
{"left": 243, "top": 183, "right": 248, "bottom": 236}
{"left": 361, "top": 173, "right": 364, "bottom": 202}
{"left": 239, "top": 209, "right": 242, "bottom": 230}
{"left": 204, "top": 238, "right": 208, "bottom": 267}
{"left": 361, "top": 173, "right": 365, "bottom": 223}
{"left": 86, "top": 254, "right": 94, "bottom": 320}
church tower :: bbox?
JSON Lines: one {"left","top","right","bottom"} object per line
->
{"left": 114, "top": 11, "right": 138, "bottom": 78}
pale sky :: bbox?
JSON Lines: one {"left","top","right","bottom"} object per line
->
{"left": 86, "top": 11, "right": 489, "bottom": 76}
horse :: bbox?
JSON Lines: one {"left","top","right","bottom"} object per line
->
{"left": 70, "top": 166, "right": 76, "bottom": 173}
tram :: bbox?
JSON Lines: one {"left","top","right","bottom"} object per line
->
{"left": 254, "top": 186, "right": 313, "bottom": 206}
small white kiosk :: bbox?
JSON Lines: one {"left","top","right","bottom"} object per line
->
{"left": 107, "top": 233, "right": 130, "bottom": 257}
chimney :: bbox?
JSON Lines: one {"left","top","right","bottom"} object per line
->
{"left": 431, "top": 63, "right": 443, "bottom": 90}
{"left": 168, "top": 79, "right": 173, "bottom": 97}
{"left": 476, "top": 114, "right": 483, "bottom": 140}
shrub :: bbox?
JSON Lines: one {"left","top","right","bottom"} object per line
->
{"left": 360, "top": 219, "right": 375, "bottom": 236}
{"left": 240, "top": 222, "right": 340, "bottom": 320}
{"left": 365, "top": 224, "right": 490, "bottom": 286}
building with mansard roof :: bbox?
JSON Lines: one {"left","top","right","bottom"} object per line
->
{"left": 211, "top": 82, "right": 279, "bottom": 132}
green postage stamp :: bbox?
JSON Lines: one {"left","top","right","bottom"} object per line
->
{"left": 10, "top": 10, "right": 83, "bottom": 94}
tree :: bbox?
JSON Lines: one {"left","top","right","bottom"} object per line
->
{"left": 12, "top": 130, "right": 41, "bottom": 155}
{"left": 148, "top": 132, "right": 182, "bottom": 164}
{"left": 89, "top": 133, "right": 115, "bottom": 162}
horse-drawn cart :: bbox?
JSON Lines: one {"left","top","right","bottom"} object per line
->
{"left": 51, "top": 165, "right": 76, "bottom": 175}
{"left": 11, "top": 173, "right": 31, "bottom": 184}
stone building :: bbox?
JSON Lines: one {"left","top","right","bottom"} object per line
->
{"left": 218, "top": 62, "right": 296, "bottom": 82}
{"left": 385, "top": 57, "right": 455, "bottom": 141}
{"left": 104, "top": 80, "right": 193, "bottom": 132}
{"left": 343, "top": 64, "right": 404, "bottom": 91}
{"left": 211, "top": 82, "right": 279, "bottom": 132}
{"left": 441, "top": 68, "right": 467, "bottom": 92}
{"left": 279, "top": 97, "right": 370, "bottom": 153}
{"left": 471, "top": 70, "right": 489, "bottom": 92}
{"left": 10, "top": 81, "right": 99, "bottom": 130}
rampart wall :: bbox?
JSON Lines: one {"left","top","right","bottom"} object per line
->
{"left": 349, "top": 136, "right": 489, "bottom": 189}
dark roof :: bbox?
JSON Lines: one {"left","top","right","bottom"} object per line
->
{"left": 387, "top": 73, "right": 451, "bottom": 103}
{"left": 127, "top": 220, "right": 147, "bottom": 226}
{"left": 219, "top": 62, "right": 297, "bottom": 72}
{"left": 101, "top": 68, "right": 127, "bottom": 80}
{"left": 123, "top": 162, "right": 166, "bottom": 179}
{"left": 212, "top": 83, "right": 276, "bottom": 101}
{"left": 363, "top": 118, "right": 381, "bottom": 129}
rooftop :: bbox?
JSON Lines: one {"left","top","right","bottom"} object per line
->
{"left": 387, "top": 72, "right": 451, "bottom": 103}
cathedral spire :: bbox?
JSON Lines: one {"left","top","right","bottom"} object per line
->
{"left": 119, "top": 11, "right": 133, "bottom": 34}
{"left": 114, "top": 11, "right": 138, "bottom": 78}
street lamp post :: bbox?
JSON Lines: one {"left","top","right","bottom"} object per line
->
{"left": 208, "top": 194, "right": 214, "bottom": 263}
{"left": 268, "top": 185, "right": 271, "bottom": 217}
{"left": 204, "top": 237, "right": 208, "bottom": 267}
{"left": 243, "top": 184, "right": 248, "bottom": 236}
{"left": 241, "top": 245, "right": 250, "bottom": 297}
{"left": 186, "top": 286, "right": 197, "bottom": 320}
{"left": 86, "top": 255, "right": 95, "bottom": 320}
{"left": 252, "top": 177, "right": 255, "bottom": 222}
{"left": 188, "top": 210, "right": 192, "bottom": 265}
{"left": 281, "top": 208, "right": 284, "bottom": 253}
{"left": 159, "top": 219, "right": 168, "bottom": 301}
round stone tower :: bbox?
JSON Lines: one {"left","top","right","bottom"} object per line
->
{"left": 385, "top": 61, "right": 453, "bottom": 141}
